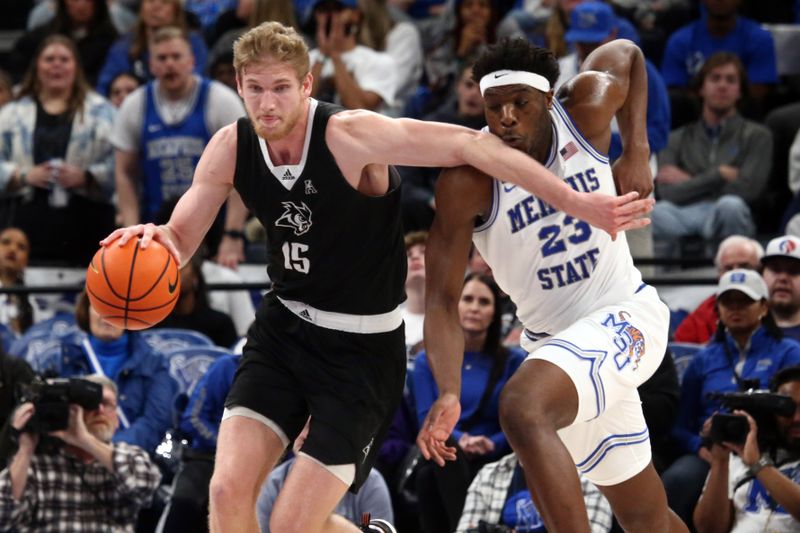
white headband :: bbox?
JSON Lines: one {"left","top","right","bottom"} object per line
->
{"left": 479, "top": 70, "right": 551, "bottom": 96}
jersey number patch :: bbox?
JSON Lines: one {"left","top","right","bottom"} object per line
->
{"left": 538, "top": 216, "right": 592, "bottom": 257}
{"left": 282, "top": 242, "right": 310, "bottom": 273}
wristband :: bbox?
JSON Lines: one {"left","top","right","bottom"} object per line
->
{"left": 223, "top": 230, "right": 246, "bottom": 241}
{"left": 747, "top": 455, "right": 773, "bottom": 476}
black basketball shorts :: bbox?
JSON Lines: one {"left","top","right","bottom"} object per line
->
{"left": 225, "top": 292, "right": 407, "bottom": 491}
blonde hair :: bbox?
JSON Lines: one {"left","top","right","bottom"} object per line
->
{"left": 233, "top": 22, "right": 309, "bottom": 80}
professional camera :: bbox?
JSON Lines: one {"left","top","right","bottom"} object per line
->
{"left": 18, "top": 378, "right": 103, "bottom": 433}
{"left": 706, "top": 390, "right": 796, "bottom": 448}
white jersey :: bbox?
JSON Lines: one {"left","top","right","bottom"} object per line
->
{"left": 473, "top": 99, "right": 643, "bottom": 337}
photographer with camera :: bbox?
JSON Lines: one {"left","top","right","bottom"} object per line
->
{"left": 694, "top": 366, "right": 800, "bottom": 532}
{"left": 663, "top": 269, "right": 800, "bottom": 525}
{"left": 0, "top": 375, "right": 161, "bottom": 531}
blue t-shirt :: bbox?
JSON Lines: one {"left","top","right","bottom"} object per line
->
{"left": 89, "top": 334, "right": 129, "bottom": 380}
{"left": 661, "top": 16, "right": 778, "bottom": 87}
{"left": 501, "top": 465, "right": 545, "bottom": 532}
{"left": 782, "top": 325, "right": 800, "bottom": 343}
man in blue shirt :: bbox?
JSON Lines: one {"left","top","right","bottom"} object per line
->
{"left": 661, "top": 0, "right": 777, "bottom": 119}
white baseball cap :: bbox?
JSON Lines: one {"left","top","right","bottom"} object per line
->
{"left": 762, "top": 235, "right": 800, "bottom": 264}
{"left": 717, "top": 268, "right": 768, "bottom": 301}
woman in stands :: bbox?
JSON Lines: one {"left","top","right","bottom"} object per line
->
{"left": 9, "top": 0, "right": 118, "bottom": 85}
{"left": 411, "top": 273, "right": 525, "bottom": 533}
{"left": 662, "top": 269, "right": 800, "bottom": 525}
{"left": 0, "top": 35, "right": 116, "bottom": 266}
{"left": 95, "top": 0, "right": 208, "bottom": 95}
{"left": 57, "top": 291, "right": 176, "bottom": 454}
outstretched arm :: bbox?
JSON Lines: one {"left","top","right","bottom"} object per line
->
{"left": 327, "top": 110, "right": 652, "bottom": 239}
{"left": 416, "top": 166, "right": 491, "bottom": 465}
{"left": 102, "top": 123, "right": 238, "bottom": 267}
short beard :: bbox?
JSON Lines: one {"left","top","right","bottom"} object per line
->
{"left": 771, "top": 301, "right": 800, "bottom": 320}
{"left": 247, "top": 102, "right": 303, "bottom": 142}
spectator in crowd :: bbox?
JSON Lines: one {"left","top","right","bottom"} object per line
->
{"left": 401, "top": 231, "right": 426, "bottom": 361}
{"left": 95, "top": 0, "right": 209, "bottom": 96}
{"left": 0, "top": 228, "right": 37, "bottom": 336}
{"left": 185, "top": 0, "right": 237, "bottom": 32}
{"left": 660, "top": 0, "right": 778, "bottom": 122}
{"left": 693, "top": 365, "right": 800, "bottom": 532}
{"left": 784, "top": 129, "right": 800, "bottom": 235}
{"left": 547, "top": 0, "right": 640, "bottom": 59}
{"left": 399, "top": 60, "right": 485, "bottom": 232}
{"left": 206, "top": 0, "right": 298, "bottom": 75}
{"left": 0, "top": 34, "right": 117, "bottom": 266}
{"left": 56, "top": 291, "right": 176, "bottom": 453}
{"left": 673, "top": 235, "right": 764, "bottom": 344}
{"left": 424, "top": 0, "right": 498, "bottom": 112}
{"left": 309, "top": 0, "right": 399, "bottom": 114}
{"left": 257, "top": 419, "right": 395, "bottom": 532}
{"left": 0, "top": 374, "right": 162, "bottom": 531}
{"left": 110, "top": 26, "right": 245, "bottom": 232}
{"left": 652, "top": 52, "right": 772, "bottom": 250}
{"left": 10, "top": 0, "right": 118, "bottom": 85}
{"left": 412, "top": 273, "right": 525, "bottom": 533}
{"left": 107, "top": 72, "right": 140, "bottom": 108}
{"left": 156, "top": 254, "right": 239, "bottom": 348}
{"left": 456, "top": 451, "right": 613, "bottom": 532}
{"left": 26, "top": 0, "right": 139, "bottom": 35}
{"left": 0, "top": 70, "right": 12, "bottom": 110}
{"left": 762, "top": 235, "right": 800, "bottom": 342}
{"left": 557, "top": 1, "right": 670, "bottom": 161}
{"left": 357, "top": 0, "right": 423, "bottom": 115}
{"left": 662, "top": 269, "right": 800, "bottom": 525}
{"left": 158, "top": 353, "right": 239, "bottom": 533}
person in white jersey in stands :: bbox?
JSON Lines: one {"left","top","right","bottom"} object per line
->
{"left": 417, "top": 38, "right": 688, "bottom": 532}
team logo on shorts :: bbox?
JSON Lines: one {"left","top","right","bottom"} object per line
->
{"left": 275, "top": 201, "right": 313, "bottom": 235}
{"left": 602, "top": 311, "right": 646, "bottom": 371}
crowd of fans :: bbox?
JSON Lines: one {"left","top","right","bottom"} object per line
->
{"left": 1, "top": 0, "right": 800, "bottom": 531}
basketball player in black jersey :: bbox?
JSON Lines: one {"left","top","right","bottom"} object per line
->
{"left": 101, "top": 21, "right": 654, "bottom": 533}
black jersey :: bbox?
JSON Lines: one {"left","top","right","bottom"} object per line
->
{"left": 233, "top": 100, "right": 406, "bottom": 315}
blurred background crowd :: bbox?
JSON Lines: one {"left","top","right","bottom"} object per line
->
{"left": 1, "top": 0, "right": 800, "bottom": 531}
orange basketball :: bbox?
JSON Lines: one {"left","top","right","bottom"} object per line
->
{"left": 85, "top": 238, "right": 181, "bottom": 330}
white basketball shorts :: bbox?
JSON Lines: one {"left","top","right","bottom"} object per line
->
{"left": 521, "top": 284, "right": 669, "bottom": 486}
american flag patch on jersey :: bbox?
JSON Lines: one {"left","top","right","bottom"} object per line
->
{"left": 560, "top": 141, "right": 578, "bottom": 160}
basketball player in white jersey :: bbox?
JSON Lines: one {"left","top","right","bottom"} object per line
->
{"left": 102, "top": 24, "right": 656, "bottom": 533}
{"left": 418, "top": 39, "right": 688, "bottom": 532}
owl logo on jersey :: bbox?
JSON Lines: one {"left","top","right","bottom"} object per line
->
{"left": 276, "top": 201, "right": 313, "bottom": 236}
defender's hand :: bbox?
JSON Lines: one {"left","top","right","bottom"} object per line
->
{"left": 574, "top": 191, "right": 654, "bottom": 240}
{"left": 417, "top": 393, "right": 461, "bottom": 466}
{"left": 100, "top": 223, "right": 182, "bottom": 266}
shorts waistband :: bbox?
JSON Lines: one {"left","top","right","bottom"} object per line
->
{"left": 276, "top": 296, "right": 403, "bottom": 334}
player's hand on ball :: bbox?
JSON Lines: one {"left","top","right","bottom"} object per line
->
{"left": 100, "top": 223, "right": 182, "bottom": 265}
{"left": 417, "top": 392, "right": 461, "bottom": 466}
